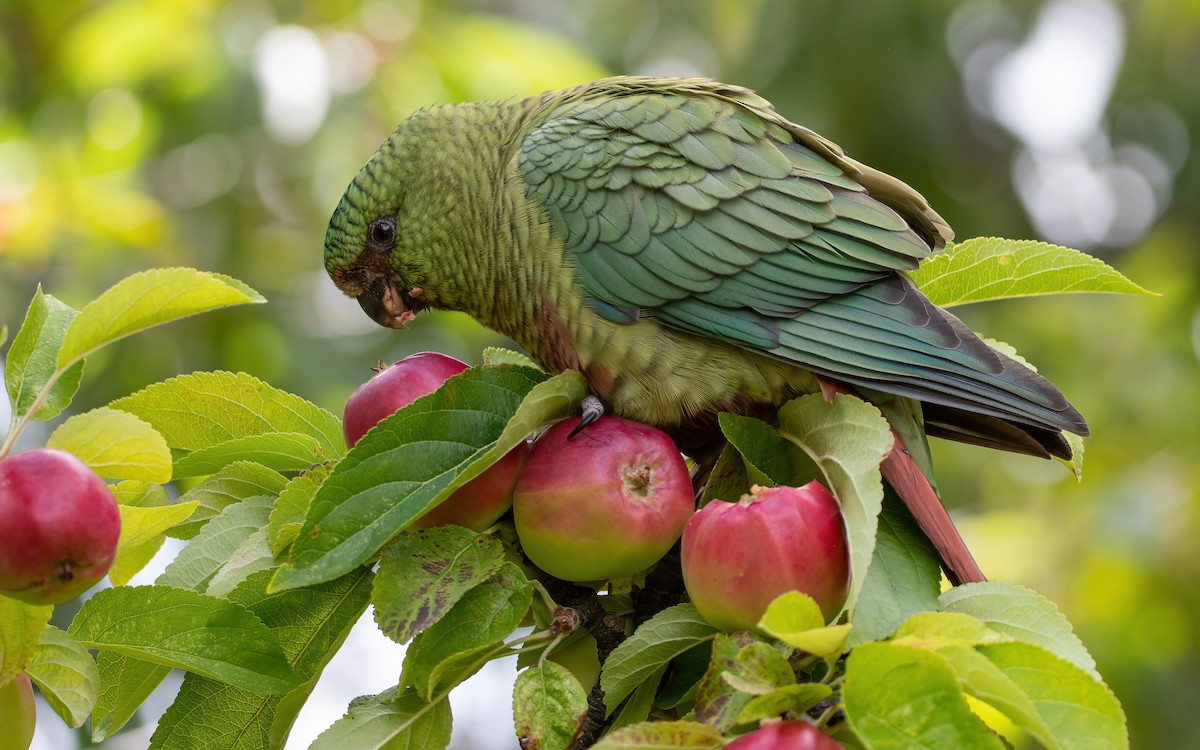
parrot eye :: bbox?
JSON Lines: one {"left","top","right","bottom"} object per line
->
{"left": 368, "top": 217, "right": 396, "bottom": 250}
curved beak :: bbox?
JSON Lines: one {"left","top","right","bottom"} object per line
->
{"left": 357, "top": 276, "right": 413, "bottom": 329}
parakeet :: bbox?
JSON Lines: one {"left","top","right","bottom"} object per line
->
{"left": 324, "top": 76, "right": 1088, "bottom": 582}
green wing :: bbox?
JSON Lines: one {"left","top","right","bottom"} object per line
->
{"left": 517, "top": 79, "right": 1087, "bottom": 437}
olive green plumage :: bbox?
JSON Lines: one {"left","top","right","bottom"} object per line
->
{"left": 324, "top": 76, "right": 1087, "bottom": 457}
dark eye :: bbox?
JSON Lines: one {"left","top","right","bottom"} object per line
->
{"left": 368, "top": 217, "right": 396, "bottom": 249}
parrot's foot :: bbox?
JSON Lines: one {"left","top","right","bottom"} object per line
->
{"left": 569, "top": 395, "right": 605, "bottom": 438}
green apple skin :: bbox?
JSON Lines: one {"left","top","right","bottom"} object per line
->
{"left": 0, "top": 673, "right": 36, "bottom": 750}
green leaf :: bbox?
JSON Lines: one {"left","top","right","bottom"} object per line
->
{"left": 722, "top": 641, "right": 796, "bottom": 695}
{"left": 401, "top": 563, "right": 531, "bottom": 700}
{"left": 718, "top": 412, "right": 793, "bottom": 486}
{"left": 980, "top": 642, "right": 1127, "bottom": 749}
{"left": 843, "top": 642, "right": 1006, "bottom": 749}
{"left": 161, "top": 495, "right": 274, "bottom": 592}
{"left": 45, "top": 407, "right": 172, "bottom": 482}
{"left": 109, "top": 501, "right": 200, "bottom": 586}
{"left": 848, "top": 491, "right": 942, "bottom": 646}
{"left": 609, "top": 663, "right": 667, "bottom": 731}
{"left": 109, "top": 370, "right": 344, "bottom": 459}
{"left": 169, "top": 462, "right": 288, "bottom": 540}
{"left": 205, "top": 527, "right": 274, "bottom": 598}
{"left": 373, "top": 526, "right": 507, "bottom": 645}
{"left": 777, "top": 393, "right": 893, "bottom": 613}
{"left": 893, "top": 612, "right": 1011, "bottom": 648}
{"left": 757, "top": 592, "right": 849, "bottom": 657}
{"left": 693, "top": 632, "right": 754, "bottom": 730}
{"left": 590, "top": 720, "right": 724, "bottom": 750}
{"left": 483, "top": 346, "right": 540, "bottom": 369}
{"left": 310, "top": 687, "right": 452, "bottom": 750}
{"left": 24, "top": 626, "right": 99, "bottom": 728}
{"left": 1058, "top": 431, "right": 1085, "bottom": 481}
{"left": 602, "top": 604, "right": 718, "bottom": 715}
{"left": 147, "top": 567, "right": 373, "bottom": 750}
{"left": 57, "top": 268, "right": 265, "bottom": 370}
{"left": 698, "top": 441, "right": 750, "bottom": 508}
{"left": 268, "top": 462, "right": 334, "bottom": 556}
{"left": 4, "top": 286, "right": 84, "bottom": 421}
{"left": 513, "top": 661, "right": 589, "bottom": 750}
{"left": 939, "top": 582, "right": 1098, "bottom": 679}
{"left": 736, "top": 683, "right": 833, "bottom": 724}
{"left": 110, "top": 480, "right": 169, "bottom": 507}
{"left": 0, "top": 596, "right": 52, "bottom": 683}
{"left": 273, "top": 367, "right": 585, "bottom": 592}
{"left": 90, "top": 655, "right": 172, "bottom": 741}
{"left": 935, "top": 644, "right": 1059, "bottom": 750}
{"left": 171, "top": 431, "right": 327, "bottom": 477}
{"left": 68, "top": 586, "right": 300, "bottom": 694}
{"left": 909, "top": 237, "right": 1156, "bottom": 307}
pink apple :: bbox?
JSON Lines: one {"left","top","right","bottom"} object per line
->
{"left": 513, "top": 416, "right": 694, "bottom": 582}
{"left": 343, "top": 351, "right": 523, "bottom": 531}
{"left": 725, "top": 721, "right": 844, "bottom": 750}
{"left": 0, "top": 448, "right": 121, "bottom": 605}
{"left": 681, "top": 482, "right": 850, "bottom": 630}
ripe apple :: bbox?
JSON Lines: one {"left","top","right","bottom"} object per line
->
{"left": 725, "top": 721, "right": 844, "bottom": 749}
{"left": 0, "top": 673, "right": 36, "bottom": 750}
{"left": 0, "top": 448, "right": 121, "bottom": 605}
{"left": 681, "top": 482, "right": 850, "bottom": 631}
{"left": 343, "top": 352, "right": 525, "bottom": 531}
{"left": 512, "top": 416, "right": 694, "bottom": 582}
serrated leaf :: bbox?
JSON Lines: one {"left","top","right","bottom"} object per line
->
{"left": 1058, "top": 432, "right": 1085, "bottom": 481}
{"left": 610, "top": 662, "right": 668, "bottom": 731}
{"left": 893, "top": 612, "right": 1011, "bottom": 649}
{"left": 110, "top": 480, "right": 169, "bottom": 507}
{"left": 910, "top": 237, "right": 1156, "bottom": 307}
{"left": 590, "top": 720, "right": 724, "bottom": 750}
{"left": 843, "top": 642, "right": 1006, "bottom": 749}
{"left": 718, "top": 412, "right": 794, "bottom": 486}
{"left": 205, "top": 527, "right": 274, "bottom": 598}
{"left": 172, "top": 431, "right": 327, "bottom": 477}
{"left": 170, "top": 462, "right": 287, "bottom": 541}
{"left": 698, "top": 441, "right": 750, "bottom": 508}
{"left": 939, "top": 582, "right": 1098, "bottom": 679}
{"left": 4, "top": 286, "right": 84, "bottom": 421}
{"left": 848, "top": 492, "right": 942, "bottom": 646}
{"left": 935, "top": 644, "right": 1059, "bottom": 750}
{"left": 273, "top": 367, "right": 585, "bottom": 591}
{"left": 147, "top": 567, "right": 373, "bottom": 750}
{"left": 310, "top": 687, "right": 452, "bottom": 750}
{"left": 757, "top": 592, "right": 849, "bottom": 657}
{"left": 0, "top": 597, "right": 52, "bottom": 683}
{"left": 109, "top": 501, "right": 200, "bottom": 586}
{"left": 268, "top": 462, "right": 334, "bottom": 556}
{"left": 401, "top": 562, "right": 531, "bottom": 700}
{"left": 45, "top": 407, "right": 172, "bottom": 482}
{"left": 979, "top": 642, "right": 1127, "bottom": 749}
{"left": 694, "top": 632, "right": 755, "bottom": 730}
{"left": 722, "top": 641, "right": 796, "bottom": 695}
{"left": 482, "top": 346, "right": 539, "bottom": 369}
{"left": 373, "top": 527, "right": 507, "bottom": 645}
{"left": 777, "top": 393, "right": 893, "bottom": 613}
{"left": 24, "top": 626, "right": 99, "bottom": 728}
{"left": 602, "top": 604, "right": 718, "bottom": 715}
{"left": 90, "top": 655, "right": 172, "bottom": 741}
{"left": 736, "top": 683, "right": 833, "bottom": 724}
{"left": 513, "top": 661, "right": 589, "bottom": 750}
{"left": 656, "top": 641, "right": 710, "bottom": 711}
{"left": 109, "top": 370, "right": 343, "bottom": 459}
{"left": 57, "top": 268, "right": 265, "bottom": 370}
{"left": 161, "top": 495, "right": 275, "bottom": 592}
{"left": 68, "top": 585, "right": 299, "bottom": 694}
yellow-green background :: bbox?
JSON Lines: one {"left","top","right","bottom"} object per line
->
{"left": 1, "top": 1, "right": 1196, "bottom": 746}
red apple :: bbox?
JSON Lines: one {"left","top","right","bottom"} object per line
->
{"left": 725, "top": 721, "right": 844, "bottom": 750}
{"left": 343, "top": 352, "right": 523, "bottom": 531}
{"left": 0, "top": 673, "right": 36, "bottom": 750}
{"left": 513, "top": 416, "right": 694, "bottom": 582}
{"left": 681, "top": 482, "right": 849, "bottom": 631}
{"left": 0, "top": 448, "right": 121, "bottom": 605}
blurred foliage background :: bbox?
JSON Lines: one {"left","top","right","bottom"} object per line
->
{"left": 0, "top": 0, "right": 1196, "bottom": 746}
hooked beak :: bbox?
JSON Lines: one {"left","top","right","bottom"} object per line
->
{"left": 357, "top": 276, "right": 415, "bottom": 329}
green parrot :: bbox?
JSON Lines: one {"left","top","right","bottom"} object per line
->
{"left": 323, "top": 76, "right": 1088, "bottom": 582}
